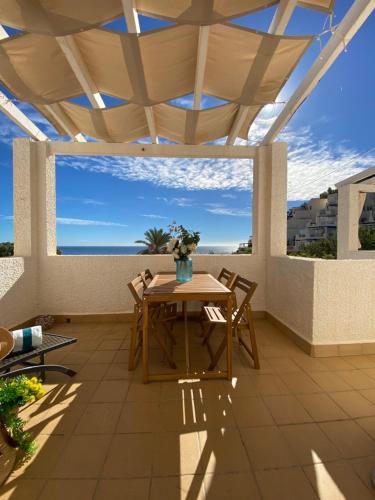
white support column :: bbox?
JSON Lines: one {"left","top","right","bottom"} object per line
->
{"left": 122, "top": 0, "right": 158, "bottom": 143}
{"left": 337, "top": 185, "right": 357, "bottom": 259}
{"left": 35, "top": 142, "right": 57, "bottom": 257}
{"left": 13, "top": 139, "right": 56, "bottom": 258}
{"left": 252, "top": 147, "right": 268, "bottom": 256}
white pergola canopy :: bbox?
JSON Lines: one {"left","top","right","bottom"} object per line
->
{"left": 0, "top": 0, "right": 373, "bottom": 145}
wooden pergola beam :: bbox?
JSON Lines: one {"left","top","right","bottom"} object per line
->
{"left": 0, "top": 25, "right": 48, "bottom": 140}
{"left": 45, "top": 104, "right": 86, "bottom": 142}
{"left": 226, "top": 0, "right": 298, "bottom": 146}
{"left": 193, "top": 26, "right": 210, "bottom": 110}
{"left": 55, "top": 35, "right": 105, "bottom": 109}
{"left": 261, "top": 0, "right": 375, "bottom": 145}
{"left": 122, "top": 0, "right": 158, "bottom": 143}
{"left": 48, "top": 141, "right": 257, "bottom": 158}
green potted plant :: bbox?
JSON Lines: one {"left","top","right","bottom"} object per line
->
{"left": 0, "top": 375, "right": 45, "bottom": 484}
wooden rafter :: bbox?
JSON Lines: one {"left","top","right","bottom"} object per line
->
{"left": 55, "top": 35, "right": 105, "bottom": 109}
{"left": 262, "top": 0, "right": 375, "bottom": 144}
{"left": 122, "top": 0, "right": 158, "bottom": 143}
{"left": 193, "top": 26, "right": 210, "bottom": 110}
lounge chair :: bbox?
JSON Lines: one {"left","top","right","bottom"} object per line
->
{"left": 0, "top": 327, "right": 77, "bottom": 381}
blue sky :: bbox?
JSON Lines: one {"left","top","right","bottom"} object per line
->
{"left": 0, "top": 1, "right": 374, "bottom": 246}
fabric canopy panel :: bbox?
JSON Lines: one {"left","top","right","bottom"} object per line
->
{"left": 0, "top": 33, "right": 82, "bottom": 103}
{"left": 0, "top": 25, "right": 311, "bottom": 108}
{"left": 74, "top": 25, "right": 199, "bottom": 106}
{"left": 0, "top": 0, "right": 122, "bottom": 36}
{"left": 41, "top": 101, "right": 258, "bottom": 144}
{"left": 136, "top": 0, "right": 335, "bottom": 23}
{"left": 205, "top": 24, "right": 311, "bottom": 105}
{"left": 0, "top": 0, "right": 335, "bottom": 35}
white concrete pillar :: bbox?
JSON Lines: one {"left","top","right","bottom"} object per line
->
{"left": 337, "top": 184, "right": 357, "bottom": 259}
{"left": 13, "top": 139, "right": 56, "bottom": 258}
{"left": 254, "top": 142, "right": 288, "bottom": 257}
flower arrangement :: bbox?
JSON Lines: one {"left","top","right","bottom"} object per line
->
{"left": 0, "top": 376, "right": 45, "bottom": 467}
{"left": 167, "top": 222, "right": 200, "bottom": 260}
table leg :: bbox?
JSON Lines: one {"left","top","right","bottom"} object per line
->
{"left": 226, "top": 295, "right": 233, "bottom": 380}
{"left": 143, "top": 299, "right": 149, "bottom": 384}
{"left": 183, "top": 301, "right": 190, "bottom": 374}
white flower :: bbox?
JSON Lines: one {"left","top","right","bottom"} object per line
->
{"left": 187, "top": 243, "right": 197, "bottom": 251}
{"left": 180, "top": 244, "right": 187, "bottom": 255}
{"left": 167, "top": 238, "right": 178, "bottom": 253}
{"left": 173, "top": 250, "right": 180, "bottom": 260}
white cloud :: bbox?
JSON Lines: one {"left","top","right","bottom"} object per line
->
{"left": 57, "top": 217, "right": 127, "bottom": 227}
{"left": 221, "top": 193, "right": 237, "bottom": 199}
{"left": 140, "top": 214, "right": 168, "bottom": 219}
{"left": 205, "top": 207, "right": 251, "bottom": 217}
{"left": 0, "top": 214, "right": 14, "bottom": 220}
{"left": 60, "top": 196, "right": 105, "bottom": 206}
{"left": 157, "top": 196, "right": 195, "bottom": 207}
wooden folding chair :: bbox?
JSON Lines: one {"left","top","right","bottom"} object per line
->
{"left": 128, "top": 275, "right": 177, "bottom": 370}
{"left": 217, "top": 267, "right": 237, "bottom": 290}
{"left": 138, "top": 268, "right": 153, "bottom": 288}
{"left": 202, "top": 275, "right": 260, "bottom": 370}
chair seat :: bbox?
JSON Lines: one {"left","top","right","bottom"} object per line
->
{"left": 204, "top": 306, "right": 227, "bottom": 324}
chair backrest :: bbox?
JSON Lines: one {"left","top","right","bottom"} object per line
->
{"left": 128, "top": 275, "right": 146, "bottom": 307}
{"left": 232, "top": 275, "right": 258, "bottom": 327}
{"left": 138, "top": 269, "right": 153, "bottom": 288}
{"left": 217, "top": 268, "right": 237, "bottom": 290}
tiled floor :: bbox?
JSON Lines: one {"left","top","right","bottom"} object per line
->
{"left": 3, "top": 319, "right": 375, "bottom": 499}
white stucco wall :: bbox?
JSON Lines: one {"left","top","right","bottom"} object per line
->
{"left": 0, "top": 257, "right": 38, "bottom": 327}
{"left": 313, "top": 260, "right": 375, "bottom": 344}
{"left": 38, "top": 254, "right": 265, "bottom": 315}
{"left": 266, "top": 256, "right": 315, "bottom": 343}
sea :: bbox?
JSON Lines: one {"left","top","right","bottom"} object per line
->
{"left": 59, "top": 245, "right": 238, "bottom": 255}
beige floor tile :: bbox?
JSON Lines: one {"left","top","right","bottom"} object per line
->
{"left": 230, "top": 396, "right": 274, "bottom": 427}
{"left": 40, "top": 381, "right": 99, "bottom": 406}
{"left": 61, "top": 350, "right": 92, "bottom": 365}
{"left": 255, "top": 467, "right": 318, "bottom": 500}
{"left": 267, "top": 357, "right": 303, "bottom": 374}
{"left": 113, "top": 349, "right": 130, "bottom": 363}
{"left": 263, "top": 394, "right": 313, "bottom": 424}
{"left": 152, "top": 431, "right": 202, "bottom": 476}
{"left": 280, "top": 423, "right": 341, "bottom": 465}
{"left": 0, "top": 479, "right": 45, "bottom": 500}
{"left": 104, "top": 363, "right": 133, "bottom": 380}
{"left": 356, "top": 416, "right": 375, "bottom": 441}
{"left": 198, "top": 427, "right": 250, "bottom": 474}
{"left": 247, "top": 373, "right": 290, "bottom": 396}
{"left": 12, "top": 435, "right": 67, "bottom": 479}
{"left": 126, "top": 381, "right": 161, "bottom": 402}
{"left": 319, "top": 420, "right": 375, "bottom": 459}
{"left": 90, "top": 380, "right": 130, "bottom": 403}
{"left": 53, "top": 434, "right": 112, "bottom": 478}
{"left": 304, "top": 460, "right": 374, "bottom": 500}
{"left": 87, "top": 350, "right": 117, "bottom": 364}
{"left": 360, "top": 388, "right": 375, "bottom": 405}
{"left": 292, "top": 356, "right": 328, "bottom": 372}
{"left": 74, "top": 363, "right": 110, "bottom": 381}
{"left": 350, "top": 455, "right": 375, "bottom": 493}
{"left": 335, "top": 370, "right": 375, "bottom": 390}
{"left": 241, "top": 426, "right": 298, "bottom": 470}
{"left": 116, "top": 401, "right": 161, "bottom": 433}
{"left": 22, "top": 402, "right": 85, "bottom": 436}
{"left": 102, "top": 433, "right": 154, "bottom": 478}
{"left": 329, "top": 391, "right": 375, "bottom": 418}
{"left": 319, "top": 357, "right": 355, "bottom": 371}
{"left": 345, "top": 356, "right": 375, "bottom": 369}
{"left": 309, "top": 371, "right": 352, "bottom": 392}
{"left": 204, "top": 472, "right": 261, "bottom": 500}
{"left": 39, "top": 479, "right": 97, "bottom": 500}
{"left": 297, "top": 393, "right": 348, "bottom": 422}
{"left": 97, "top": 339, "right": 123, "bottom": 350}
{"left": 74, "top": 402, "right": 122, "bottom": 434}
{"left": 280, "top": 372, "right": 323, "bottom": 394}
{"left": 150, "top": 475, "right": 206, "bottom": 500}
{"left": 95, "top": 478, "right": 150, "bottom": 500}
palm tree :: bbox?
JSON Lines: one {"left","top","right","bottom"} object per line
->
{"left": 135, "top": 227, "right": 171, "bottom": 254}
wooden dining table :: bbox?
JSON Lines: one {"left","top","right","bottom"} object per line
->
{"left": 142, "top": 272, "right": 233, "bottom": 383}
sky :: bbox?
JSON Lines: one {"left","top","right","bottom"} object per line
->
{"left": 0, "top": 1, "right": 374, "bottom": 246}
